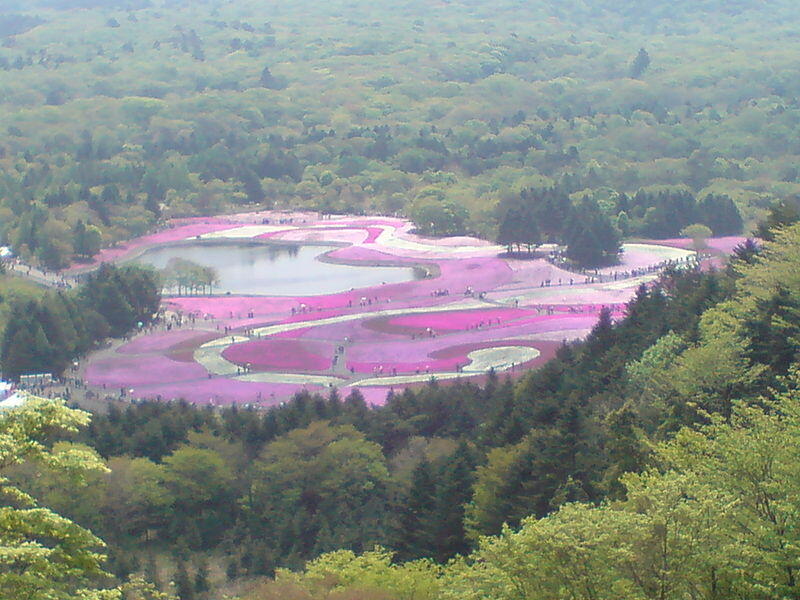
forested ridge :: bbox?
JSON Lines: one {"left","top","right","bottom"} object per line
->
{"left": 2, "top": 0, "right": 800, "bottom": 268}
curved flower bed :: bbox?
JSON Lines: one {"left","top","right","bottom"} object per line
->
{"left": 86, "top": 355, "right": 208, "bottom": 386}
{"left": 221, "top": 339, "right": 333, "bottom": 372}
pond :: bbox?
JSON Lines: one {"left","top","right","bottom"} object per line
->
{"left": 133, "top": 242, "right": 422, "bottom": 296}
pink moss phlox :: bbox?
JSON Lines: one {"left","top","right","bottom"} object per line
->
{"left": 116, "top": 329, "right": 214, "bottom": 354}
{"left": 128, "top": 379, "right": 327, "bottom": 406}
{"left": 389, "top": 308, "right": 536, "bottom": 331}
{"left": 638, "top": 236, "right": 749, "bottom": 255}
{"left": 222, "top": 339, "right": 333, "bottom": 371}
{"left": 346, "top": 357, "right": 458, "bottom": 374}
{"left": 85, "top": 355, "right": 208, "bottom": 386}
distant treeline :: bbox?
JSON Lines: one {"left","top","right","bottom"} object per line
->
{"left": 495, "top": 186, "right": 742, "bottom": 266}
{"left": 0, "top": 14, "right": 44, "bottom": 38}
{"left": 0, "top": 0, "right": 150, "bottom": 10}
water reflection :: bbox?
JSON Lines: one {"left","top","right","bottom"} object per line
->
{"left": 135, "top": 242, "right": 419, "bottom": 296}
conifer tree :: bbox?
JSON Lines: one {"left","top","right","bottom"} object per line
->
{"left": 194, "top": 556, "right": 209, "bottom": 594}
{"left": 432, "top": 443, "right": 476, "bottom": 561}
{"left": 630, "top": 47, "right": 651, "bottom": 78}
{"left": 394, "top": 458, "right": 438, "bottom": 561}
{"left": 174, "top": 559, "right": 195, "bottom": 600}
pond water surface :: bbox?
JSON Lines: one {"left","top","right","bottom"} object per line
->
{"left": 134, "top": 242, "right": 421, "bottom": 296}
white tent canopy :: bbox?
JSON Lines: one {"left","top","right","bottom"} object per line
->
{"left": 0, "top": 381, "right": 24, "bottom": 410}
{"left": 0, "top": 393, "right": 25, "bottom": 410}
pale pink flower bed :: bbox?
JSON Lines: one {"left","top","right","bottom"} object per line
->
{"left": 594, "top": 246, "right": 686, "bottom": 275}
{"left": 136, "top": 379, "right": 327, "bottom": 406}
{"left": 262, "top": 225, "right": 385, "bottom": 245}
{"left": 116, "top": 330, "right": 215, "bottom": 355}
{"left": 655, "top": 236, "right": 749, "bottom": 255}
{"left": 388, "top": 308, "right": 536, "bottom": 331}
{"left": 263, "top": 228, "right": 366, "bottom": 245}
{"left": 86, "top": 355, "right": 208, "bottom": 386}
{"left": 504, "top": 259, "right": 578, "bottom": 282}
{"left": 489, "top": 285, "right": 640, "bottom": 307}
{"left": 221, "top": 339, "right": 333, "bottom": 371}
{"left": 347, "top": 357, "right": 459, "bottom": 374}
{"left": 327, "top": 216, "right": 406, "bottom": 228}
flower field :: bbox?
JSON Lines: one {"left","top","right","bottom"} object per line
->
{"left": 81, "top": 211, "right": 741, "bottom": 407}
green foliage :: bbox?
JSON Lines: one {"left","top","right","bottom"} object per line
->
{"left": 407, "top": 196, "right": 469, "bottom": 237}
{"left": 240, "top": 374, "right": 800, "bottom": 597}
{"left": 0, "top": 264, "right": 160, "bottom": 380}
{"left": 244, "top": 422, "right": 390, "bottom": 566}
{"left": 679, "top": 223, "right": 712, "bottom": 250}
{"left": 0, "top": 0, "right": 792, "bottom": 259}
{"left": 446, "top": 380, "right": 800, "bottom": 599}
{"left": 162, "top": 446, "right": 235, "bottom": 548}
{"left": 160, "top": 258, "right": 218, "bottom": 295}
{"left": 0, "top": 396, "right": 115, "bottom": 600}
{"left": 101, "top": 456, "right": 173, "bottom": 542}
{"left": 629, "top": 47, "right": 651, "bottom": 78}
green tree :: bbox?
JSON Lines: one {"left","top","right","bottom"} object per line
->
{"left": 162, "top": 446, "right": 235, "bottom": 547}
{"left": 101, "top": 457, "right": 174, "bottom": 542}
{"left": 245, "top": 422, "right": 390, "bottom": 564}
{"left": 394, "top": 458, "right": 438, "bottom": 561}
{"left": 173, "top": 559, "right": 194, "bottom": 600}
{"left": 0, "top": 396, "right": 116, "bottom": 600}
{"left": 630, "top": 47, "right": 651, "bottom": 78}
{"left": 680, "top": 223, "right": 713, "bottom": 251}
{"left": 73, "top": 220, "right": 103, "bottom": 258}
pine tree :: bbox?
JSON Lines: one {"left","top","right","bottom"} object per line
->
{"left": 432, "top": 443, "right": 476, "bottom": 561}
{"left": 394, "top": 458, "right": 438, "bottom": 561}
{"left": 174, "top": 559, "right": 195, "bottom": 600}
{"left": 225, "top": 560, "right": 238, "bottom": 581}
{"left": 630, "top": 47, "right": 651, "bottom": 78}
{"left": 145, "top": 552, "right": 161, "bottom": 590}
{"left": 194, "top": 556, "right": 210, "bottom": 594}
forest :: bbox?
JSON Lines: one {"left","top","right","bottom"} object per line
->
{"left": 7, "top": 218, "right": 800, "bottom": 599}
{"left": 4, "top": 0, "right": 800, "bottom": 599}
{"left": 2, "top": 0, "right": 800, "bottom": 269}
{"left": 0, "top": 264, "right": 160, "bottom": 380}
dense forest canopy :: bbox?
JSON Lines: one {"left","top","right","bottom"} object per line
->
{"left": 1, "top": 0, "right": 800, "bottom": 267}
